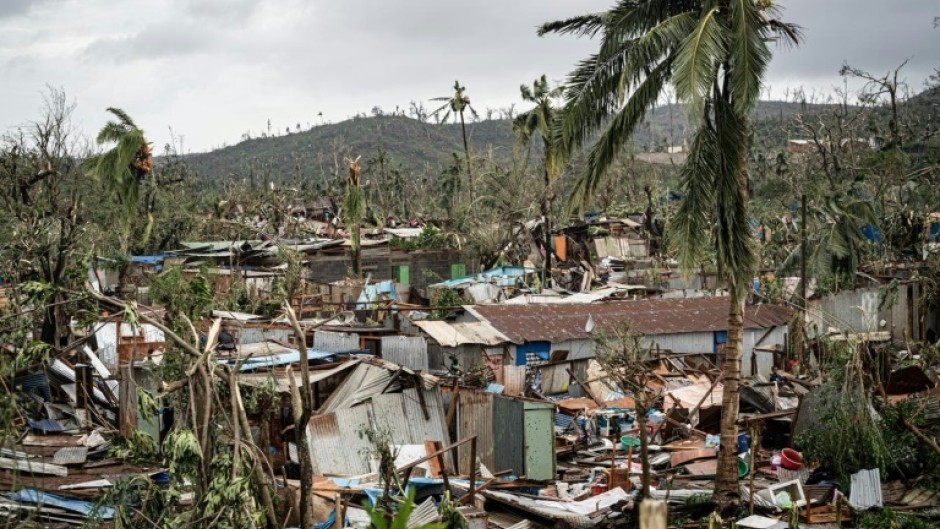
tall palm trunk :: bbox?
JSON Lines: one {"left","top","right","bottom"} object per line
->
{"left": 637, "top": 399, "right": 651, "bottom": 499}
{"left": 542, "top": 164, "right": 553, "bottom": 287}
{"left": 715, "top": 134, "right": 751, "bottom": 499}
{"left": 459, "top": 110, "right": 472, "bottom": 199}
{"left": 716, "top": 288, "right": 744, "bottom": 498}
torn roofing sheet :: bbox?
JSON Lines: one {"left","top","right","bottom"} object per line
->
{"left": 8, "top": 488, "right": 115, "bottom": 519}
{"left": 220, "top": 349, "right": 337, "bottom": 372}
{"left": 237, "top": 360, "right": 360, "bottom": 394}
{"left": 413, "top": 320, "right": 509, "bottom": 347}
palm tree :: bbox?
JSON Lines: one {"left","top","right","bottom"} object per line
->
{"left": 431, "top": 81, "right": 478, "bottom": 197}
{"left": 514, "top": 75, "right": 566, "bottom": 287}
{"left": 84, "top": 108, "right": 154, "bottom": 247}
{"left": 541, "top": 0, "right": 799, "bottom": 502}
{"left": 781, "top": 192, "right": 877, "bottom": 285}
{"left": 344, "top": 157, "right": 365, "bottom": 277}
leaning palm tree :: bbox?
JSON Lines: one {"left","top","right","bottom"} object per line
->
{"left": 84, "top": 108, "right": 154, "bottom": 246}
{"left": 514, "top": 75, "right": 566, "bottom": 287}
{"left": 431, "top": 81, "right": 478, "bottom": 196}
{"left": 781, "top": 192, "right": 877, "bottom": 285}
{"left": 541, "top": 0, "right": 799, "bottom": 502}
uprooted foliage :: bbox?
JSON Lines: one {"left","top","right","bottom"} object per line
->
{"left": 795, "top": 337, "right": 940, "bottom": 488}
{"left": 81, "top": 290, "right": 280, "bottom": 529}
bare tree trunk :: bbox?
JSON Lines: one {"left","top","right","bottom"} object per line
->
{"left": 351, "top": 224, "right": 361, "bottom": 278}
{"left": 637, "top": 401, "right": 651, "bottom": 499}
{"left": 459, "top": 110, "right": 472, "bottom": 200}
{"left": 286, "top": 305, "right": 315, "bottom": 529}
{"left": 715, "top": 285, "right": 744, "bottom": 501}
{"left": 542, "top": 164, "right": 553, "bottom": 288}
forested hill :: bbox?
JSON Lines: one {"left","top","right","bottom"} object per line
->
{"left": 179, "top": 100, "right": 848, "bottom": 183}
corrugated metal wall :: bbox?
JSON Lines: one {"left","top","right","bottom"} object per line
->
{"left": 307, "top": 387, "right": 451, "bottom": 475}
{"left": 238, "top": 327, "right": 291, "bottom": 346}
{"left": 456, "top": 391, "right": 494, "bottom": 474}
{"left": 314, "top": 330, "right": 360, "bottom": 352}
{"left": 503, "top": 366, "right": 526, "bottom": 396}
{"left": 380, "top": 336, "right": 429, "bottom": 370}
{"left": 742, "top": 327, "right": 787, "bottom": 377}
{"left": 550, "top": 339, "right": 595, "bottom": 360}
{"left": 493, "top": 396, "right": 525, "bottom": 476}
{"left": 644, "top": 332, "right": 714, "bottom": 354}
{"left": 306, "top": 406, "right": 374, "bottom": 475}
{"left": 372, "top": 388, "right": 450, "bottom": 449}
{"left": 807, "top": 287, "right": 880, "bottom": 338}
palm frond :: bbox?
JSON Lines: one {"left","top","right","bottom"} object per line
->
{"left": 673, "top": 7, "right": 727, "bottom": 120}
{"left": 767, "top": 19, "right": 803, "bottom": 48}
{"left": 560, "top": 12, "right": 693, "bottom": 159}
{"left": 711, "top": 94, "right": 755, "bottom": 295}
{"left": 569, "top": 58, "right": 671, "bottom": 211}
{"left": 729, "top": 0, "right": 771, "bottom": 115}
{"left": 105, "top": 107, "right": 137, "bottom": 128}
{"left": 669, "top": 111, "right": 720, "bottom": 276}
{"left": 538, "top": 13, "right": 607, "bottom": 37}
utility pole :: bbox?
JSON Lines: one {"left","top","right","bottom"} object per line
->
{"left": 798, "top": 194, "right": 808, "bottom": 368}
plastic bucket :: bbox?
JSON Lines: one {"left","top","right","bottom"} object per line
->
{"left": 780, "top": 448, "right": 803, "bottom": 470}
{"left": 620, "top": 435, "right": 641, "bottom": 449}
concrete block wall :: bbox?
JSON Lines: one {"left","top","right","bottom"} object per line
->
{"left": 306, "top": 248, "right": 477, "bottom": 290}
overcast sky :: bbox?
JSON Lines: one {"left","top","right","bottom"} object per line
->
{"left": 1, "top": 0, "right": 937, "bottom": 153}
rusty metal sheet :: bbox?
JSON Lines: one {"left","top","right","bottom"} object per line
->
{"left": 503, "top": 366, "right": 526, "bottom": 397}
{"left": 471, "top": 298, "right": 792, "bottom": 344}
{"left": 456, "top": 391, "right": 494, "bottom": 474}
{"left": 306, "top": 406, "right": 373, "bottom": 476}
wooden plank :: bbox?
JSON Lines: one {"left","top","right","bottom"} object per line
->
{"left": 683, "top": 459, "right": 717, "bottom": 476}
{"left": 424, "top": 440, "right": 443, "bottom": 478}
{"left": 0, "top": 457, "right": 68, "bottom": 477}
{"left": 670, "top": 449, "right": 716, "bottom": 467}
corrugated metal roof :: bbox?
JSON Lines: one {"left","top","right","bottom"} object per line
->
{"left": 414, "top": 320, "right": 509, "bottom": 347}
{"left": 381, "top": 336, "right": 429, "bottom": 371}
{"left": 470, "top": 298, "right": 791, "bottom": 343}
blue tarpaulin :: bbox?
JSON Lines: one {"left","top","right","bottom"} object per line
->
{"left": 431, "top": 266, "right": 538, "bottom": 290}
{"left": 130, "top": 255, "right": 166, "bottom": 272}
{"left": 315, "top": 509, "right": 347, "bottom": 529}
{"left": 861, "top": 225, "right": 882, "bottom": 242}
{"left": 9, "top": 489, "right": 115, "bottom": 519}
{"left": 356, "top": 280, "right": 398, "bottom": 309}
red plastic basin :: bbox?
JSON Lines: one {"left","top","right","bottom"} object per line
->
{"left": 780, "top": 448, "right": 803, "bottom": 470}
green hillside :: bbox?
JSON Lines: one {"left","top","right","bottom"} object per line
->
{"left": 178, "top": 100, "right": 851, "bottom": 183}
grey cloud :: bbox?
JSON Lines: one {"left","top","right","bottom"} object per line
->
{"left": 174, "top": 0, "right": 261, "bottom": 23}
{"left": 1, "top": 0, "right": 938, "bottom": 152}
{"left": 82, "top": 21, "right": 216, "bottom": 63}
{"left": 0, "top": 0, "right": 57, "bottom": 19}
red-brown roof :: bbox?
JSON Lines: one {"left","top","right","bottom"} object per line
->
{"left": 469, "top": 297, "right": 792, "bottom": 343}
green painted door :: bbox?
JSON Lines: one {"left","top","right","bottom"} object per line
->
{"left": 450, "top": 263, "right": 466, "bottom": 279}
{"left": 523, "top": 404, "right": 555, "bottom": 481}
{"left": 394, "top": 265, "right": 410, "bottom": 285}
